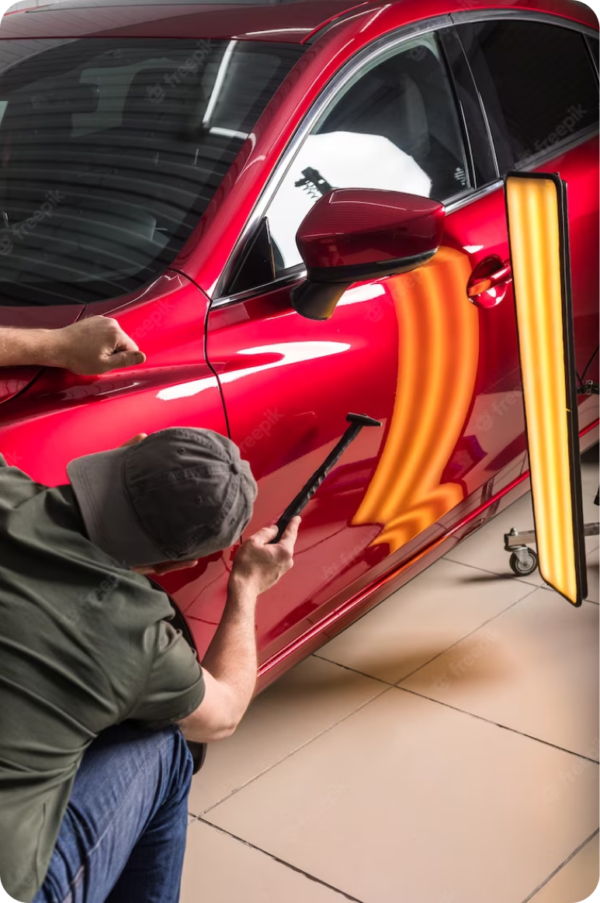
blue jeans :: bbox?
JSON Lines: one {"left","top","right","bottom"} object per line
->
{"left": 33, "top": 723, "right": 193, "bottom": 903}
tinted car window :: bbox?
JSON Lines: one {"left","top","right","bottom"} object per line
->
{"left": 587, "top": 35, "right": 599, "bottom": 72}
{"left": 0, "top": 38, "right": 303, "bottom": 306}
{"left": 266, "top": 33, "right": 471, "bottom": 274}
{"left": 458, "top": 21, "right": 599, "bottom": 173}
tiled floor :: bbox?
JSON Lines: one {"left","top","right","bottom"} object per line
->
{"left": 183, "top": 448, "right": 599, "bottom": 903}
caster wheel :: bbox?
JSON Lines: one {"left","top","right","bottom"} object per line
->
{"left": 510, "top": 548, "right": 538, "bottom": 577}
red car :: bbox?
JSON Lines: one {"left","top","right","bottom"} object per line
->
{"left": 0, "top": 0, "right": 597, "bottom": 689}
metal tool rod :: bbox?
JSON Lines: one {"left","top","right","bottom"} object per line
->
{"left": 269, "top": 413, "right": 382, "bottom": 544}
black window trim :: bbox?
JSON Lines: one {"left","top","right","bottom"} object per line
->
{"left": 213, "top": 13, "right": 463, "bottom": 305}
{"left": 452, "top": 12, "right": 599, "bottom": 176}
{"left": 585, "top": 33, "right": 599, "bottom": 77}
{"left": 212, "top": 10, "right": 598, "bottom": 308}
{"left": 450, "top": 8, "right": 598, "bottom": 39}
{"left": 438, "top": 25, "right": 500, "bottom": 188}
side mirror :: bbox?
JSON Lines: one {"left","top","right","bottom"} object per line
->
{"left": 292, "top": 188, "right": 446, "bottom": 321}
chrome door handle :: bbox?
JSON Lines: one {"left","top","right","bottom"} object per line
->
{"left": 467, "top": 263, "right": 512, "bottom": 299}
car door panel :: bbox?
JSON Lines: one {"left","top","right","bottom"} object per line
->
{"left": 205, "top": 282, "right": 398, "bottom": 660}
{"left": 206, "top": 219, "right": 528, "bottom": 660}
{"left": 0, "top": 273, "right": 231, "bottom": 662}
{"left": 204, "top": 26, "right": 538, "bottom": 661}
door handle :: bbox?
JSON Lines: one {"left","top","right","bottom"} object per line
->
{"left": 467, "top": 262, "right": 513, "bottom": 301}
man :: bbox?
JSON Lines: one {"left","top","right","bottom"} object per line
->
{"left": 0, "top": 316, "right": 146, "bottom": 374}
{"left": 0, "top": 426, "right": 300, "bottom": 903}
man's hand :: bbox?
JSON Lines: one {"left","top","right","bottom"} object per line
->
{"left": 230, "top": 517, "right": 301, "bottom": 597}
{"left": 47, "top": 317, "right": 146, "bottom": 375}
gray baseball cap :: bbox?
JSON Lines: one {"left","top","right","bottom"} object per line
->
{"left": 67, "top": 428, "right": 258, "bottom": 567}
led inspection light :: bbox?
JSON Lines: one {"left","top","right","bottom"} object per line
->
{"left": 505, "top": 172, "right": 587, "bottom": 606}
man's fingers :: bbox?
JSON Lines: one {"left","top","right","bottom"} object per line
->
{"left": 277, "top": 516, "right": 301, "bottom": 553}
{"left": 251, "top": 524, "right": 279, "bottom": 545}
{"left": 104, "top": 350, "right": 146, "bottom": 372}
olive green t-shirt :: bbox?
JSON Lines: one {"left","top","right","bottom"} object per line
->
{"left": 0, "top": 457, "right": 205, "bottom": 902}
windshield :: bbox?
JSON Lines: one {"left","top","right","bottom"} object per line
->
{"left": 0, "top": 38, "right": 304, "bottom": 306}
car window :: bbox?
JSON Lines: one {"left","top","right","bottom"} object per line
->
{"left": 0, "top": 38, "right": 304, "bottom": 306}
{"left": 266, "top": 33, "right": 472, "bottom": 274}
{"left": 587, "top": 35, "right": 599, "bottom": 73}
{"left": 457, "top": 21, "right": 599, "bottom": 174}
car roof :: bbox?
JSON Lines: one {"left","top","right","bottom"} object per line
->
{"left": 0, "top": 0, "right": 382, "bottom": 44}
{"left": 1, "top": 0, "right": 595, "bottom": 44}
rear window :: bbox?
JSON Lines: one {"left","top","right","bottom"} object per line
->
{"left": 458, "top": 21, "right": 599, "bottom": 173}
{"left": 0, "top": 38, "right": 304, "bottom": 306}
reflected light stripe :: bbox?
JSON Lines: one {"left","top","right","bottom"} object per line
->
{"left": 354, "top": 247, "right": 479, "bottom": 552}
{"left": 157, "top": 342, "right": 350, "bottom": 400}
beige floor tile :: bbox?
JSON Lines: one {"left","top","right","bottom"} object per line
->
{"left": 206, "top": 690, "right": 598, "bottom": 903}
{"left": 401, "top": 589, "right": 599, "bottom": 759}
{"left": 527, "top": 833, "right": 599, "bottom": 903}
{"left": 587, "top": 546, "right": 598, "bottom": 605}
{"left": 182, "top": 819, "right": 351, "bottom": 903}
{"left": 317, "top": 559, "right": 535, "bottom": 684}
{"left": 445, "top": 491, "right": 545, "bottom": 586}
{"left": 189, "top": 656, "right": 385, "bottom": 815}
{"left": 446, "top": 494, "right": 599, "bottom": 589}
{"left": 446, "top": 448, "right": 599, "bottom": 587}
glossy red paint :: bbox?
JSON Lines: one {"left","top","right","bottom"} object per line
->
{"left": 296, "top": 189, "right": 446, "bottom": 270}
{"left": 0, "top": 0, "right": 597, "bottom": 692}
{"left": 0, "top": 272, "right": 227, "bottom": 480}
{"left": 0, "top": 0, "right": 373, "bottom": 42}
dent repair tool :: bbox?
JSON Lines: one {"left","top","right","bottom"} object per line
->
{"left": 269, "top": 413, "right": 382, "bottom": 544}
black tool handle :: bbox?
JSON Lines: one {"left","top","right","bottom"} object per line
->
{"left": 269, "top": 413, "right": 382, "bottom": 544}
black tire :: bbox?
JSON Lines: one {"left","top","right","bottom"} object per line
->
{"left": 510, "top": 549, "right": 538, "bottom": 577}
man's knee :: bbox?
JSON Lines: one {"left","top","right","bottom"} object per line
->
{"left": 167, "top": 726, "right": 195, "bottom": 796}
{"left": 85, "top": 723, "right": 193, "bottom": 803}
{"left": 135, "top": 725, "right": 194, "bottom": 804}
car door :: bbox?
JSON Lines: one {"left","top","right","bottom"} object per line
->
{"left": 205, "top": 27, "right": 527, "bottom": 666}
{"left": 455, "top": 15, "right": 600, "bottom": 435}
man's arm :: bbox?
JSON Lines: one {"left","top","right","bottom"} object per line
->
{"left": 179, "top": 517, "right": 301, "bottom": 743}
{"left": 0, "top": 316, "right": 145, "bottom": 375}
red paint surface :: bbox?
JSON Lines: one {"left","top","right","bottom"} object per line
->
{"left": 0, "top": 0, "right": 597, "bottom": 689}
{"left": 296, "top": 189, "right": 445, "bottom": 270}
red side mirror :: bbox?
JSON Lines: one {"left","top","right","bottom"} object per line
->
{"left": 293, "top": 188, "right": 446, "bottom": 320}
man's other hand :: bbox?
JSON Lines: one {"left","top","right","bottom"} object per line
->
{"left": 230, "top": 517, "right": 301, "bottom": 597}
{"left": 49, "top": 317, "right": 146, "bottom": 375}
